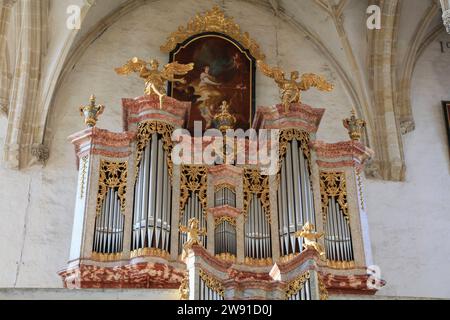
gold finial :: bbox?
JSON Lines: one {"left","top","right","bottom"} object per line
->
{"left": 295, "top": 222, "right": 325, "bottom": 257}
{"left": 343, "top": 108, "right": 366, "bottom": 141}
{"left": 257, "top": 60, "right": 334, "bottom": 113}
{"left": 179, "top": 218, "right": 207, "bottom": 260}
{"left": 115, "top": 58, "right": 194, "bottom": 109}
{"left": 213, "top": 100, "right": 237, "bottom": 133}
{"left": 79, "top": 94, "right": 105, "bottom": 127}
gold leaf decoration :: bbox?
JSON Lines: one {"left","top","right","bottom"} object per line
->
{"left": 243, "top": 169, "right": 271, "bottom": 223}
{"left": 160, "top": 6, "right": 265, "bottom": 61}
{"left": 96, "top": 160, "right": 128, "bottom": 215}
{"left": 320, "top": 172, "right": 349, "bottom": 223}
{"left": 199, "top": 268, "right": 225, "bottom": 298}
{"left": 285, "top": 271, "right": 311, "bottom": 300}
{"left": 179, "top": 165, "right": 208, "bottom": 217}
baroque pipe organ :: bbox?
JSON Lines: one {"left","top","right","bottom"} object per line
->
{"left": 59, "top": 7, "right": 382, "bottom": 299}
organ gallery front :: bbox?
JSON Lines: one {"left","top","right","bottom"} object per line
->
{"left": 59, "top": 7, "right": 383, "bottom": 300}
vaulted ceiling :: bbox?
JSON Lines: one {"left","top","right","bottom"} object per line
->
{"left": 0, "top": 0, "right": 446, "bottom": 181}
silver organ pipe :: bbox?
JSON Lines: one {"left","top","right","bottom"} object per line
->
{"left": 214, "top": 220, "right": 236, "bottom": 256}
{"left": 324, "top": 197, "right": 354, "bottom": 262}
{"left": 277, "top": 139, "right": 315, "bottom": 257}
{"left": 214, "top": 187, "right": 236, "bottom": 207}
{"left": 93, "top": 188, "right": 125, "bottom": 254}
{"left": 244, "top": 194, "right": 272, "bottom": 260}
{"left": 132, "top": 133, "right": 173, "bottom": 253}
{"left": 178, "top": 192, "right": 207, "bottom": 255}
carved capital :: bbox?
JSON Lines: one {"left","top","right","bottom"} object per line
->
{"left": 400, "top": 119, "right": 415, "bottom": 135}
{"left": 31, "top": 144, "right": 50, "bottom": 164}
{"left": 2, "top": 0, "right": 17, "bottom": 9}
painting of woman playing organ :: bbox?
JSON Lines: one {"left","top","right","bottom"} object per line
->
{"left": 168, "top": 33, "right": 256, "bottom": 133}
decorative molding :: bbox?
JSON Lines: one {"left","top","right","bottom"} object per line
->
{"left": 160, "top": 6, "right": 266, "bottom": 61}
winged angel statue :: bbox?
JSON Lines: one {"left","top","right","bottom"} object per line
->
{"left": 257, "top": 60, "right": 334, "bottom": 113}
{"left": 115, "top": 58, "right": 194, "bottom": 108}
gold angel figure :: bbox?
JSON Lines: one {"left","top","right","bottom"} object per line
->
{"left": 257, "top": 60, "right": 334, "bottom": 113}
{"left": 179, "top": 218, "right": 206, "bottom": 260}
{"left": 295, "top": 222, "right": 326, "bottom": 258}
{"left": 115, "top": 58, "right": 194, "bottom": 108}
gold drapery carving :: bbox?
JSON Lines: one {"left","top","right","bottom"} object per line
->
{"left": 96, "top": 160, "right": 128, "bottom": 215}
{"left": 199, "top": 268, "right": 225, "bottom": 298}
{"left": 285, "top": 271, "right": 311, "bottom": 300}
{"left": 243, "top": 169, "right": 271, "bottom": 223}
{"left": 160, "top": 6, "right": 265, "bottom": 61}
{"left": 320, "top": 172, "right": 349, "bottom": 222}
{"left": 179, "top": 165, "right": 208, "bottom": 217}
{"left": 134, "top": 121, "right": 175, "bottom": 181}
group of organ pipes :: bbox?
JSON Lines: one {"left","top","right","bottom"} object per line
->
{"left": 64, "top": 95, "right": 376, "bottom": 299}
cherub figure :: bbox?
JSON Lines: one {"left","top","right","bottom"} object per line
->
{"left": 257, "top": 60, "right": 334, "bottom": 113}
{"left": 295, "top": 222, "right": 326, "bottom": 257}
{"left": 179, "top": 218, "right": 206, "bottom": 260}
{"left": 115, "top": 58, "right": 194, "bottom": 108}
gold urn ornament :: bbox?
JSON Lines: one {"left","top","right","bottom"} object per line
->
{"left": 343, "top": 109, "right": 366, "bottom": 141}
{"left": 213, "top": 100, "right": 237, "bottom": 133}
{"left": 79, "top": 95, "right": 105, "bottom": 127}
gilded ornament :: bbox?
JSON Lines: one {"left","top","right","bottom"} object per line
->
{"left": 213, "top": 100, "right": 237, "bottom": 133}
{"left": 295, "top": 222, "right": 325, "bottom": 257}
{"left": 96, "top": 160, "right": 128, "bottom": 215}
{"left": 244, "top": 257, "right": 273, "bottom": 267}
{"left": 285, "top": 271, "right": 311, "bottom": 300}
{"left": 320, "top": 172, "right": 349, "bottom": 222}
{"left": 258, "top": 61, "right": 333, "bottom": 113}
{"left": 179, "top": 275, "right": 190, "bottom": 300}
{"left": 79, "top": 94, "right": 105, "bottom": 127}
{"left": 79, "top": 155, "right": 88, "bottom": 199}
{"left": 179, "top": 218, "right": 207, "bottom": 260}
{"left": 199, "top": 269, "right": 225, "bottom": 298}
{"left": 318, "top": 276, "right": 329, "bottom": 300}
{"left": 343, "top": 108, "right": 366, "bottom": 141}
{"left": 134, "top": 121, "right": 175, "bottom": 181}
{"left": 243, "top": 169, "right": 271, "bottom": 223}
{"left": 115, "top": 58, "right": 194, "bottom": 108}
{"left": 278, "top": 129, "right": 311, "bottom": 173}
{"left": 215, "top": 253, "right": 237, "bottom": 263}
{"left": 130, "top": 247, "right": 170, "bottom": 259}
{"left": 179, "top": 165, "right": 208, "bottom": 217}
{"left": 160, "top": 6, "right": 265, "bottom": 61}
{"left": 325, "top": 260, "right": 355, "bottom": 269}
{"left": 91, "top": 252, "right": 122, "bottom": 262}
{"left": 214, "top": 216, "right": 237, "bottom": 227}
{"left": 214, "top": 183, "right": 236, "bottom": 193}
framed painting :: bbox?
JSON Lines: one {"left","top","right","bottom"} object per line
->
{"left": 168, "top": 32, "right": 256, "bottom": 133}
{"left": 443, "top": 101, "right": 450, "bottom": 157}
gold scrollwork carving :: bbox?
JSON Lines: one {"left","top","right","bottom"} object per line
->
{"left": 285, "top": 271, "right": 311, "bottom": 300}
{"left": 320, "top": 172, "right": 349, "bottom": 223}
{"left": 214, "top": 216, "right": 236, "bottom": 227}
{"left": 278, "top": 129, "right": 311, "bottom": 172}
{"left": 243, "top": 169, "right": 271, "bottom": 223}
{"left": 96, "top": 160, "right": 128, "bottom": 215}
{"left": 179, "top": 274, "right": 190, "bottom": 300}
{"left": 179, "top": 165, "right": 208, "bottom": 217}
{"left": 215, "top": 253, "right": 236, "bottom": 263}
{"left": 160, "top": 6, "right": 265, "bottom": 61}
{"left": 135, "top": 121, "right": 175, "bottom": 181}
{"left": 199, "top": 269, "right": 225, "bottom": 298}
